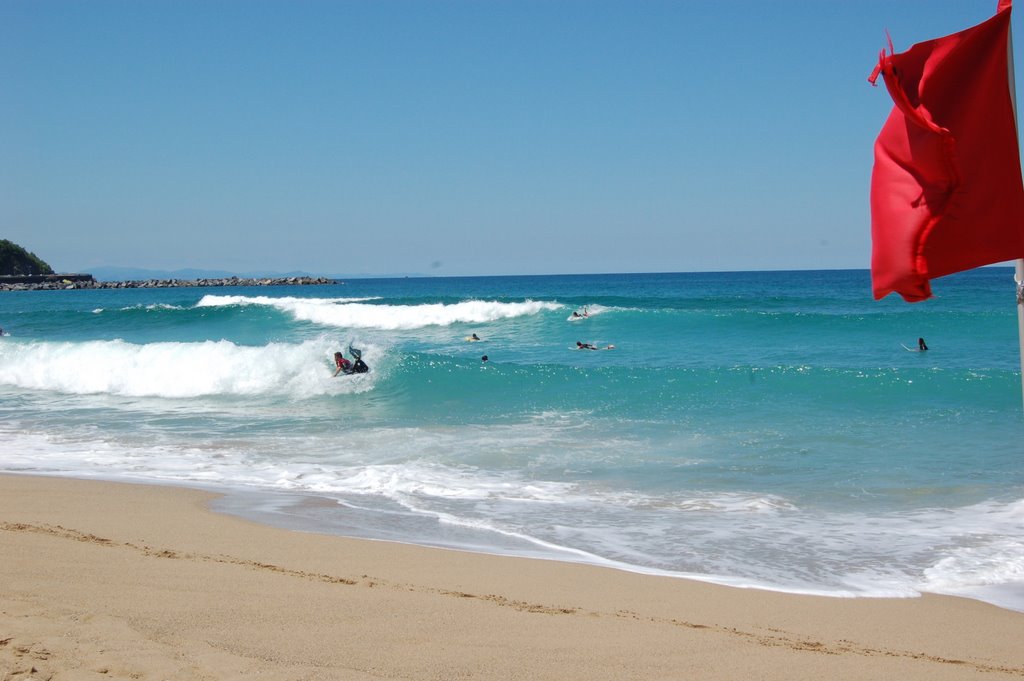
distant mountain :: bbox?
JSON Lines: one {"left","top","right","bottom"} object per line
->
{"left": 0, "top": 239, "right": 55, "bottom": 276}
{"left": 89, "top": 266, "right": 323, "bottom": 282}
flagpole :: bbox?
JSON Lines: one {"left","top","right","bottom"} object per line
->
{"left": 1009, "top": 7, "right": 1024, "bottom": 413}
{"left": 1017, "top": 259, "right": 1024, "bottom": 413}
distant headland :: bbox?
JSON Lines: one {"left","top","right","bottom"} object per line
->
{"left": 0, "top": 274, "right": 336, "bottom": 291}
{"left": 0, "top": 239, "right": 335, "bottom": 291}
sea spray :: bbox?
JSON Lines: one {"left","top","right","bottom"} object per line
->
{"left": 197, "top": 294, "right": 562, "bottom": 329}
{"left": 0, "top": 338, "right": 381, "bottom": 398}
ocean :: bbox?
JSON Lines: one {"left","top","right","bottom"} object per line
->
{"left": 1, "top": 268, "right": 1022, "bottom": 611}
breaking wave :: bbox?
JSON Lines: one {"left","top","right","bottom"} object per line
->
{"left": 0, "top": 338, "right": 378, "bottom": 399}
{"left": 195, "top": 295, "right": 561, "bottom": 329}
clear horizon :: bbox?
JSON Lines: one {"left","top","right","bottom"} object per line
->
{"left": 45, "top": 262, "right": 1021, "bottom": 283}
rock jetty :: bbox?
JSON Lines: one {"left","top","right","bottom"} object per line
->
{"left": 0, "top": 274, "right": 336, "bottom": 292}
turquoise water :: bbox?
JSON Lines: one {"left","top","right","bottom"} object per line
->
{"left": 1, "top": 268, "right": 1022, "bottom": 609}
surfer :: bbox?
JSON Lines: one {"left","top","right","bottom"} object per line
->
{"left": 468, "top": 333, "right": 481, "bottom": 341}
{"left": 481, "top": 355, "right": 488, "bottom": 362}
{"left": 918, "top": 337, "right": 928, "bottom": 351}
{"left": 577, "top": 340, "right": 615, "bottom": 351}
{"left": 334, "top": 350, "right": 369, "bottom": 375}
{"left": 333, "top": 351, "right": 352, "bottom": 376}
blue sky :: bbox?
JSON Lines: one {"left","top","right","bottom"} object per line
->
{"left": 1, "top": 0, "right": 1015, "bottom": 277}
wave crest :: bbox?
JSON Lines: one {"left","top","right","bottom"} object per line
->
{"left": 196, "top": 295, "right": 561, "bottom": 329}
{"left": 0, "top": 338, "right": 375, "bottom": 399}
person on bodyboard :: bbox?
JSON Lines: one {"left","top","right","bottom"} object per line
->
{"left": 576, "top": 340, "right": 615, "bottom": 351}
{"left": 333, "top": 351, "right": 353, "bottom": 376}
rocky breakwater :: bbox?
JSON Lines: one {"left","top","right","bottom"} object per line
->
{"left": 0, "top": 274, "right": 337, "bottom": 291}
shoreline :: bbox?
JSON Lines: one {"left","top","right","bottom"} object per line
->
{"left": 2, "top": 473, "right": 1023, "bottom": 679}
{"left": 209, "top": 482, "right": 1024, "bottom": 611}
{"left": 7, "top": 467, "right": 1024, "bottom": 614}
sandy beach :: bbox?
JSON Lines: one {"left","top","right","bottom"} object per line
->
{"left": 1, "top": 474, "right": 1022, "bottom": 680}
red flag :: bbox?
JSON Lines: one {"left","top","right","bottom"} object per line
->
{"left": 869, "top": 0, "right": 1024, "bottom": 302}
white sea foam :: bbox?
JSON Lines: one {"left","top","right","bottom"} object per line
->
{"left": 92, "top": 303, "right": 186, "bottom": 314}
{"left": 3, "top": 414, "right": 1023, "bottom": 609}
{"left": 196, "top": 294, "right": 380, "bottom": 307}
{"left": 0, "top": 338, "right": 377, "bottom": 398}
{"left": 195, "top": 294, "right": 561, "bottom": 329}
{"left": 922, "top": 539, "right": 1024, "bottom": 590}
{"left": 918, "top": 501, "right": 1024, "bottom": 594}
{"left": 574, "top": 304, "right": 612, "bottom": 316}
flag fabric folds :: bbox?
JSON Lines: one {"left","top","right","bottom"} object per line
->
{"left": 868, "top": 0, "right": 1024, "bottom": 302}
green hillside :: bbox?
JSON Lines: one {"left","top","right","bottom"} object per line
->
{"left": 0, "top": 239, "right": 55, "bottom": 276}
